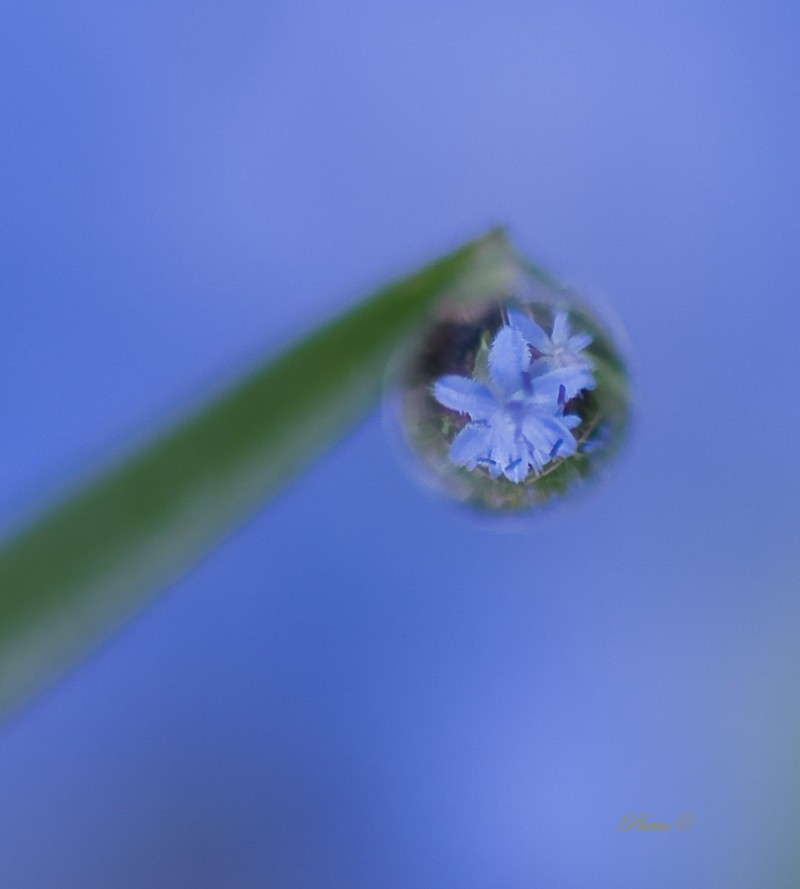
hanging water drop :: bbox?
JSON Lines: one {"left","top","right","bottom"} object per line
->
{"left": 385, "top": 257, "right": 631, "bottom": 515}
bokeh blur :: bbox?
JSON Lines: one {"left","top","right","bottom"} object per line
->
{"left": 2, "top": 2, "right": 800, "bottom": 887}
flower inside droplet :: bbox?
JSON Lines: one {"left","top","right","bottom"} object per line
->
{"left": 386, "top": 267, "right": 631, "bottom": 515}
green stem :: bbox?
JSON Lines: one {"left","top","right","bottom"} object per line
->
{"left": 0, "top": 229, "right": 516, "bottom": 718}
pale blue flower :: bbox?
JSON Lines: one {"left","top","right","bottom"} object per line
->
{"left": 433, "top": 326, "right": 581, "bottom": 483}
{"left": 508, "top": 308, "right": 595, "bottom": 400}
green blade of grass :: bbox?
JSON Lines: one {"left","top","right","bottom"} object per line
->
{"left": 0, "top": 229, "right": 516, "bottom": 718}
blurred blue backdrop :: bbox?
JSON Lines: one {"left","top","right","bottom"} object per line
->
{"left": 2, "top": 1, "right": 800, "bottom": 887}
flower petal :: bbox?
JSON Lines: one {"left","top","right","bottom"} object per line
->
{"left": 503, "top": 453, "right": 531, "bottom": 483}
{"left": 531, "top": 363, "right": 595, "bottom": 401}
{"left": 486, "top": 422, "right": 531, "bottom": 484}
{"left": 449, "top": 422, "right": 492, "bottom": 468}
{"left": 507, "top": 309, "right": 551, "bottom": 352}
{"left": 521, "top": 413, "right": 560, "bottom": 454}
{"left": 567, "top": 332, "right": 592, "bottom": 352}
{"left": 538, "top": 416, "right": 578, "bottom": 457}
{"left": 433, "top": 375, "right": 496, "bottom": 420}
{"left": 551, "top": 311, "right": 571, "bottom": 345}
{"left": 488, "top": 326, "right": 530, "bottom": 398}
{"left": 482, "top": 457, "right": 503, "bottom": 478}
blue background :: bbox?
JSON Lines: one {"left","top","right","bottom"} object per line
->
{"left": 2, "top": 1, "right": 800, "bottom": 886}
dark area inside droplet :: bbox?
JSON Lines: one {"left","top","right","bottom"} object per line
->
{"left": 410, "top": 307, "right": 504, "bottom": 383}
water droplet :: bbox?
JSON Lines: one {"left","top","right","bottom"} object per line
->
{"left": 385, "top": 259, "right": 631, "bottom": 516}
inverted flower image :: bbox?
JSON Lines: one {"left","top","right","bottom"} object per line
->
{"left": 432, "top": 325, "right": 584, "bottom": 482}
{"left": 393, "top": 289, "right": 630, "bottom": 515}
